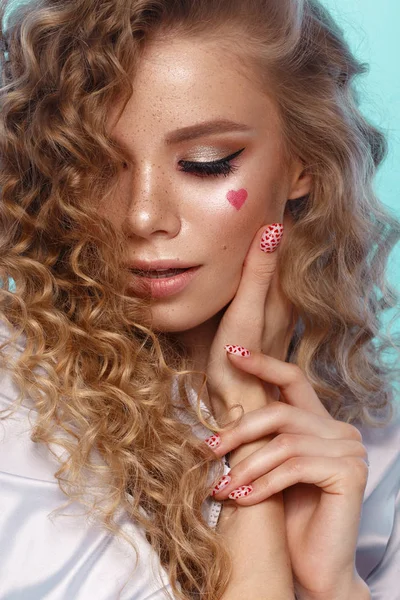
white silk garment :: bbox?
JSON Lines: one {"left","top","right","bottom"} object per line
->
{"left": 0, "top": 318, "right": 400, "bottom": 599}
{"left": 0, "top": 320, "right": 229, "bottom": 599}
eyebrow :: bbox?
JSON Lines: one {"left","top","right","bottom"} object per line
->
{"left": 165, "top": 119, "right": 253, "bottom": 145}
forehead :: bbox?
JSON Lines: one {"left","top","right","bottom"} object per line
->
{"left": 109, "top": 35, "right": 282, "bottom": 140}
{"left": 108, "top": 39, "right": 282, "bottom": 159}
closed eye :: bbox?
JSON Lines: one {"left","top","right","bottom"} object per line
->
{"left": 178, "top": 147, "right": 245, "bottom": 178}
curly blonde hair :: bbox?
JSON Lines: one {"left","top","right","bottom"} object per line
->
{"left": 1, "top": 0, "right": 399, "bottom": 598}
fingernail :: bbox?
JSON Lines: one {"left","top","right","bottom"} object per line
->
{"left": 204, "top": 434, "right": 221, "bottom": 449}
{"left": 228, "top": 485, "right": 254, "bottom": 499}
{"left": 211, "top": 474, "right": 232, "bottom": 496}
{"left": 224, "top": 344, "right": 251, "bottom": 357}
{"left": 260, "top": 223, "right": 284, "bottom": 253}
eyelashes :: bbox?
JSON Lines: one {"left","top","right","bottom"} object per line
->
{"left": 178, "top": 147, "right": 245, "bottom": 178}
{"left": 119, "top": 147, "right": 246, "bottom": 179}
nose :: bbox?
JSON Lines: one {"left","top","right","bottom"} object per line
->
{"left": 122, "top": 161, "right": 181, "bottom": 240}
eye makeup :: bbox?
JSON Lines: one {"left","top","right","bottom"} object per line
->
{"left": 178, "top": 147, "right": 246, "bottom": 178}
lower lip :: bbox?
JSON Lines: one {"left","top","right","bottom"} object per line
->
{"left": 129, "top": 266, "right": 201, "bottom": 298}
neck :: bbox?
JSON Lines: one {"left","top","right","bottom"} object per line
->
{"left": 169, "top": 306, "right": 226, "bottom": 394}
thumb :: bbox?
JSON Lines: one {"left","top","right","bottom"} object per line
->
{"left": 206, "top": 222, "right": 284, "bottom": 407}
{"left": 231, "top": 222, "right": 284, "bottom": 316}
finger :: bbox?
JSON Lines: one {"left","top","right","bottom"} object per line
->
{"left": 210, "top": 433, "right": 368, "bottom": 499}
{"left": 261, "top": 208, "right": 298, "bottom": 360}
{"left": 224, "top": 456, "right": 369, "bottom": 505}
{"left": 225, "top": 348, "right": 332, "bottom": 418}
{"left": 208, "top": 402, "right": 357, "bottom": 460}
{"left": 223, "top": 223, "right": 284, "bottom": 349}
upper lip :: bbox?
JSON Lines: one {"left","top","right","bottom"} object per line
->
{"left": 128, "top": 260, "right": 199, "bottom": 272}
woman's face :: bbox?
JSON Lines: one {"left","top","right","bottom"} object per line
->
{"left": 102, "top": 35, "right": 310, "bottom": 336}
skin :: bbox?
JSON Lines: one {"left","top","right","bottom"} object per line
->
{"left": 101, "top": 34, "right": 311, "bottom": 372}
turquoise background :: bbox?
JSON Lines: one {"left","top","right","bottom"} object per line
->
{"left": 324, "top": 0, "right": 400, "bottom": 393}
{"left": 2, "top": 0, "right": 400, "bottom": 379}
{"left": 324, "top": 0, "right": 400, "bottom": 302}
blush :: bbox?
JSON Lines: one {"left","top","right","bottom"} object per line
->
{"left": 227, "top": 189, "right": 248, "bottom": 211}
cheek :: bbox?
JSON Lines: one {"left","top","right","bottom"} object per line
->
{"left": 190, "top": 186, "right": 250, "bottom": 214}
{"left": 214, "top": 186, "right": 270, "bottom": 263}
{"left": 226, "top": 188, "right": 249, "bottom": 211}
{"left": 188, "top": 183, "right": 269, "bottom": 241}
{"left": 195, "top": 186, "right": 262, "bottom": 242}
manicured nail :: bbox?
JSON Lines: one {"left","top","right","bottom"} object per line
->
{"left": 260, "top": 223, "right": 284, "bottom": 253}
{"left": 204, "top": 434, "right": 221, "bottom": 449}
{"left": 224, "top": 344, "right": 251, "bottom": 357}
{"left": 228, "top": 485, "right": 254, "bottom": 499}
{"left": 211, "top": 475, "right": 232, "bottom": 496}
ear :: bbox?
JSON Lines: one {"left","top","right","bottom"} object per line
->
{"left": 287, "top": 159, "right": 312, "bottom": 200}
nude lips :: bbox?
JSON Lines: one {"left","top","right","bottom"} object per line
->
{"left": 129, "top": 266, "right": 200, "bottom": 298}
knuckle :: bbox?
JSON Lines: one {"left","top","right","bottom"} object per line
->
{"left": 286, "top": 457, "right": 303, "bottom": 475}
{"left": 233, "top": 427, "right": 247, "bottom": 447}
{"left": 258, "top": 475, "right": 273, "bottom": 493}
{"left": 354, "top": 442, "right": 368, "bottom": 460}
{"left": 337, "top": 422, "right": 361, "bottom": 441}
{"left": 345, "top": 424, "right": 363, "bottom": 442}
{"left": 353, "top": 428, "right": 364, "bottom": 443}
{"left": 353, "top": 459, "right": 369, "bottom": 483}
{"left": 345, "top": 440, "right": 368, "bottom": 459}
{"left": 250, "top": 264, "right": 275, "bottom": 285}
{"left": 287, "top": 364, "right": 304, "bottom": 381}
{"left": 275, "top": 433, "right": 294, "bottom": 454}
{"left": 230, "top": 464, "right": 246, "bottom": 482}
{"left": 343, "top": 456, "right": 368, "bottom": 478}
{"left": 267, "top": 401, "right": 286, "bottom": 420}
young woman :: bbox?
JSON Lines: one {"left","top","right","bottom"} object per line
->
{"left": 0, "top": 0, "right": 399, "bottom": 598}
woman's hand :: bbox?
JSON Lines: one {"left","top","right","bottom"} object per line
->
{"left": 205, "top": 207, "right": 297, "bottom": 422}
{"left": 208, "top": 348, "right": 370, "bottom": 600}
{"left": 203, "top": 209, "right": 299, "bottom": 596}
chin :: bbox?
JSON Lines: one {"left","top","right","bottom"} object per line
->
{"left": 149, "top": 303, "right": 230, "bottom": 335}
{"left": 150, "top": 313, "right": 212, "bottom": 334}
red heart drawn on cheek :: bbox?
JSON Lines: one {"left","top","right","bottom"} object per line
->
{"left": 227, "top": 188, "right": 248, "bottom": 211}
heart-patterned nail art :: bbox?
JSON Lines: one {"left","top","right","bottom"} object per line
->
{"left": 224, "top": 344, "right": 251, "bottom": 357}
{"left": 228, "top": 485, "right": 254, "bottom": 499}
{"left": 211, "top": 475, "right": 232, "bottom": 496}
{"left": 260, "top": 223, "right": 284, "bottom": 253}
{"left": 227, "top": 188, "right": 248, "bottom": 211}
{"left": 204, "top": 434, "right": 221, "bottom": 449}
